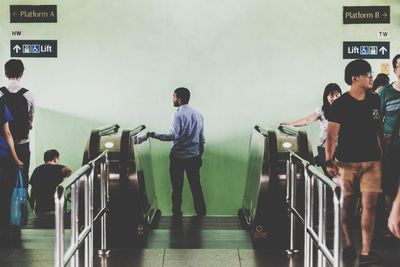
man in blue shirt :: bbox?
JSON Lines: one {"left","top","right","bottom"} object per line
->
{"left": 147, "top": 87, "right": 206, "bottom": 216}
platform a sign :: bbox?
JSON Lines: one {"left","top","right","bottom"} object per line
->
{"left": 343, "top": 42, "right": 389, "bottom": 59}
{"left": 10, "top": 5, "right": 57, "bottom": 23}
{"left": 11, "top": 40, "right": 57, "bottom": 58}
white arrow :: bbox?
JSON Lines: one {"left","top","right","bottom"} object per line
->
{"left": 13, "top": 45, "right": 21, "bottom": 53}
{"left": 379, "top": 46, "right": 388, "bottom": 55}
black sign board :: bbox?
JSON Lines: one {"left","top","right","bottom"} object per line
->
{"left": 343, "top": 6, "right": 390, "bottom": 24}
{"left": 10, "top": 5, "right": 57, "bottom": 23}
{"left": 11, "top": 40, "right": 57, "bottom": 58}
{"left": 343, "top": 42, "right": 389, "bottom": 59}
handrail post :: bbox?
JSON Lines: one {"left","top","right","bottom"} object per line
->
{"left": 88, "top": 168, "right": 94, "bottom": 267}
{"left": 54, "top": 151, "right": 110, "bottom": 267}
{"left": 286, "top": 151, "right": 341, "bottom": 267}
{"left": 333, "top": 189, "right": 342, "bottom": 267}
{"left": 71, "top": 182, "right": 79, "bottom": 267}
{"left": 55, "top": 187, "right": 65, "bottom": 267}
{"left": 318, "top": 181, "right": 327, "bottom": 267}
{"left": 309, "top": 174, "right": 315, "bottom": 266}
{"left": 84, "top": 172, "right": 90, "bottom": 267}
{"left": 304, "top": 168, "right": 311, "bottom": 267}
{"left": 286, "top": 159, "right": 291, "bottom": 205}
{"left": 286, "top": 154, "right": 299, "bottom": 255}
{"left": 98, "top": 155, "right": 110, "bottom": 257}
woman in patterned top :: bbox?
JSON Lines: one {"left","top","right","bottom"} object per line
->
{"left": 280, "top": 83, "right": 342, "bottom": 168}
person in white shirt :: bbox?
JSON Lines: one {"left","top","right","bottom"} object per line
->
{"left": 1, "top": 59, "right": 36, "bottom": 187}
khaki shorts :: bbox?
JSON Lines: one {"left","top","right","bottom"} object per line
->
{"left": 337, "top": 160, "right": 382, "bottom": 196}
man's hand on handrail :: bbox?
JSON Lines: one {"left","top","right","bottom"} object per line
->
{"left": 325, "top": 159, "right": 339, "bottom": 178}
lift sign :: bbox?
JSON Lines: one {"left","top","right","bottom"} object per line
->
{"left": 10, "top": 40, "right": 57, "bottom": 58}
{"left": 343, "top": 42, "right": 389, "bottom": 59}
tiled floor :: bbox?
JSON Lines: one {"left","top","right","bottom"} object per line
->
{"left": 1, "top": 215, "right": 399, "bottom": 267}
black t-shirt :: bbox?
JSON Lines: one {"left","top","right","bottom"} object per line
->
{"left": 29, "top": 164, "right": 66, "bottom": 213}
{"left": 329, "top": 91, "right": 381, "bottom": 162}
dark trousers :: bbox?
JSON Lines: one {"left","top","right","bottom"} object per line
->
{"left": 0, "top": 158, "right": 15, "bottom": 230}
{"left": 169, "top": 154, "right": 206, "bottom": 215}
{"left": 15, "top": 142, "right": 30, "bottom": 188}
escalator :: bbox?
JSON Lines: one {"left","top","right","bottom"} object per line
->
{"left": 83, "top": 124, "right": 160, "bottom": 247}
{"left": 238, "top": 125, "right": 313, "bottom": 247}
{"left": 84, "top": 124, "right": 313, "bottom": 248}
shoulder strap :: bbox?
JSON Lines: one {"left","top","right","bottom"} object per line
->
{"left": 0, "top": 87, "right": 9, "bottom": 95}
{"left": 16, "top": 88, "right": 28, "bottom": 95}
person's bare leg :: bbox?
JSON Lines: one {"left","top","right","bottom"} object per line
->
{"left": 342, "top": 195, "right": 356, "bottom": 247}
{"left": 360, "top": 192, "right": 379, "bottom": 255}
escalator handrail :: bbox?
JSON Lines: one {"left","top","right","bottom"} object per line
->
{"left": 119, "top": 125, "right": 147, "bottom": 182}
{"left": 254, "top": 125, "right": 269, "bottom": 137}
{"left": 126, "top": 125, "right": 146, "bottom": 137}
{"left": 87, "top": 124, "right": 119, "bottom": 161}
{"left": 95, "top": 124, "right": 120, "bottom": 136}
{"left": 278, "top": 125, "right": 311, "bottom": 161}
{"left": 278, "top": 124, "right": 305, "bottom": 136}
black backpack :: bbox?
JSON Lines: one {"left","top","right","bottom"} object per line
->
{"left": 0, "top": 87, "right": 30, "bottom": 140}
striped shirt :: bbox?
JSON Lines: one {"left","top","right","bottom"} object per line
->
{"left": 379, "top": 83, "right": 400, "bottom": 135}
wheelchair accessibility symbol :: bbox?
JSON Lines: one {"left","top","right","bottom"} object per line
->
{"left": 360, "top": 46, "right": 368, "bottom": 55}
{"left": 32, "top": 44, "right": 40, "bottom": 54}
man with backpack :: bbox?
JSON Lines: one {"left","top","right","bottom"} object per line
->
{"left": 1, "top": 59, "right": 36, "bottom": 188}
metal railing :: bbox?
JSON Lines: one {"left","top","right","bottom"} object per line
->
{"left": 286, "top": 151, "right": 342, "bottom": 267}
{"left": 54, "top": 151, "right": 110, "bottom": 267}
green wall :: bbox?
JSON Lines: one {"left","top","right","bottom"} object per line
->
{"left": 1, "top": 0, "right": 399, "bottom": 215}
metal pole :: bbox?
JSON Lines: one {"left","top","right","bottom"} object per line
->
{"left": 98, "top": 159, "right": 110, "bottom": 256}
{"left": 287, "top": 160, "right": 299, "bottom": 255}
{"left": 317, "top": 181, "right": 327, "bottom": 267}
{"left": 309, "top": 175, "right": 315, "bottom": 266}
{"left": 304, "top": 169, "right": 311, "bottom": 267}
{"left": 322, "top": 184, "right": 327, "bottom": 267}
{"left": 55, "top": 187, "right": 65, "bottom": 267}
{"left": 71, "top": 183, "right": 79, "bottom": 267}
{"left": 333, "top": 191, "right": 342, "bottom": 267}
{"left": 286, "top": 158, "right": 291, "bottom": 204}
{"left": 84, "top": 173, "right": 90, "bottom": 267}
{"left": 89, "top": 168, "right": 94, "bottom": 267}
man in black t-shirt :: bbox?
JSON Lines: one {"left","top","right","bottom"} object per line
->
{"left": 29, "top": 150, "right": 72, "bottom": 214}
{"left": 325, "top": 59, "right": 382, "bottom": 265}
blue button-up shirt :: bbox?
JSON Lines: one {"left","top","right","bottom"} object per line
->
{"left": 154, "top": 104, "right": 205, "bottom": 159}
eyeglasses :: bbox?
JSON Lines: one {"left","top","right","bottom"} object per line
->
{"left": 361, "top": 71, "right": 374, "bottom": 79}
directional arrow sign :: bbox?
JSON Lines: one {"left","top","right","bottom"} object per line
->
{"left": 343, "top": 41, "right": 390, "bottom": 59}
{"left": 379, "top": 46, "right": 388, "bottom": 55}
{"left": 10, "top": 5, "right": 57, "bottom": 23}
{"left": 343, "top": 6, "right": 390, "bottom": 24}
{"left": 13, "top": 45, "right": 21, "bottom": 53}
{"left": 10, "top": 40, "right": 57, "bottom": 58}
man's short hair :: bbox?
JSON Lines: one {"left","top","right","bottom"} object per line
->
{"left": 392, "top": 54, "right": 400, "bottom": 70}
{"left": 4, "top": 59, "right": 24, "bottom": 78}
{"left": 44, "top": 149, "right": 59, "bottom": 162}
{"left": 174, "top": 87, "right": 190, "bottom": 104}
{"left": 344, "top": 59, "right": 372, "bottom": 85}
